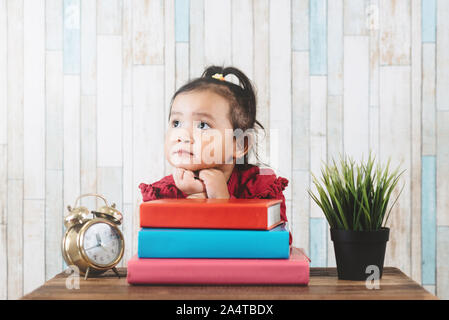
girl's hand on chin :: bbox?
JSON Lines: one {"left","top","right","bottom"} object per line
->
{"left": 186, "top": 192, "right": 207, "bottom": 199}
{"left": 173, "top": 168, "right": 206, "bottom": 196}
{"left": 198, "top": 168, "right": 230, "bottom": 199}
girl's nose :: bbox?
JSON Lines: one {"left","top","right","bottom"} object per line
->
{"left": 177, "top": 135, "right": 191, "bottom": 143}
{"left": 173, "top": 128, "right": 194, "bottom": 144}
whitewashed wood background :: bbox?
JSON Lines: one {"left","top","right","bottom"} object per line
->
{"left": 0, "top": 0, "right": 448, "bottom": 300}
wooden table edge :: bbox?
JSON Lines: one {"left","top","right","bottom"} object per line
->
{"left": 20, "top": 267, "right": 439, "bottom": 300}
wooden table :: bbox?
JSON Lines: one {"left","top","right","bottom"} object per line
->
{"left": 21, "top": 267, "right": 437, "bottom": 300}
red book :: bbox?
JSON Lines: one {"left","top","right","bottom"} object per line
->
{"left": 127, "top": 247, "right": 310, "bottom": 285}
{"left": 140, "top": 198, "right": 283, "bottom": 230}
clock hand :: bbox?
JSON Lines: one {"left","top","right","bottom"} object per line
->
{"left": 86, "top": 234, "right": 104, "bottom": 251}
{"left": 96, "top": 233, "right": 102, "bottom": 245}
{"left": 85, "top": 243, "right": 101, "bottom": 251}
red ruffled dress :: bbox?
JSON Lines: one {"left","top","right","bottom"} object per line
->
{"left": 139, "top": 164, "right": 292, "bottom": 245}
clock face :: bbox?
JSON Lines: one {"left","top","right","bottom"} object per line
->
{"left": 82, "top": 222, "right": 122, "bottom": 267}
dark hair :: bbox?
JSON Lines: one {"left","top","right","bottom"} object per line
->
{"left": 169, "top": 65, "right": 266, "bottom": 167}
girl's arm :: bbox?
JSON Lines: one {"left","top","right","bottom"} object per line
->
{"left": 237, "top": 172, "right": 289, "bottom": 221}
{"left": 232, "top": 168, "right": 292, "bottom": 244}
{"left": 139, "top": 175, "right": 187, "bottom": 202}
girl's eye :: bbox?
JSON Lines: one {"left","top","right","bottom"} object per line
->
{"left": 171, "top": 120, "right": 180, "bottom": 128}
{"left": 197, "top": 122, "right": 210, "bottom": 130}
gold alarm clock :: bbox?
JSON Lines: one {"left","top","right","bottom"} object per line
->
{"left": 62, "top": 193, "right": 125, "bottom": 280}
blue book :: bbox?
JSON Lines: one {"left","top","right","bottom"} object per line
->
{"left": 138, "top": 224, "right": 290, "bottom": 259}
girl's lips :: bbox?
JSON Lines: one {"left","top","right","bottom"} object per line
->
{"left": 173, "top": 149, "right": 194, "bottom": 156}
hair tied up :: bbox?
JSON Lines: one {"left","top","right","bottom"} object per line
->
{"left": 211, "top": 73, "right": 225, "bottom": 81}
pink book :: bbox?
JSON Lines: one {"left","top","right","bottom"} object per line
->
{"left": 127, "top": 247, "right": 310, "bottom": 285}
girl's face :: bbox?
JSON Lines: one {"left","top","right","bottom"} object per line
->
{"left": 165, "top": 90, "right": 237, "bottom": 172}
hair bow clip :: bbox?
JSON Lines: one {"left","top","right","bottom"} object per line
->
{"left": 211, "top": 73, "right": 225, "bottom": 81}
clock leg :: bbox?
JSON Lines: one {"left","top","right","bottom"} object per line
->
{"left": 112, "top": 267, "right": 120, "bottom": 279}
{"left": 84, "top": 267, "right": 90, "bottom": 280}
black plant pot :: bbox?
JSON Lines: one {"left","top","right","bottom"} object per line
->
{"left": 330, "top": 227, "right": 390, "bottom": 281}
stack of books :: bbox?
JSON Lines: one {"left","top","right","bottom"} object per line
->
{"left": 127, "top": 198, "right": 310, "bottom": 285}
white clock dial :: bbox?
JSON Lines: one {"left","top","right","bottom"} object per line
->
{"left": 83, "top": 222, "right": 122, "bottom": 267}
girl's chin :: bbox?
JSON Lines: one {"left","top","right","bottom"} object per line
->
{"left": 172, "top": 163, "right": 214, "bottom": 172}
{"left": 167, "top": 159, "right": 219, "bottom": 172}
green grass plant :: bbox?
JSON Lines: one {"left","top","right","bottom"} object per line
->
{"left": 308, "top": 153, "right": 405, "bottom": 231}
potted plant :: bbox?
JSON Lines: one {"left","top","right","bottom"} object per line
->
{"left": 308, "top": 153, "right": 404, "bottom": 281}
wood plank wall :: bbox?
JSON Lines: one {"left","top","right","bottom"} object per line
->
{"left": 0, "top": 0, "right": 448, "bottom": 300}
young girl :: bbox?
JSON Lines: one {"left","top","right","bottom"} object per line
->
{"left": 139, "top": 66, "right": 291, "bottom": 244}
